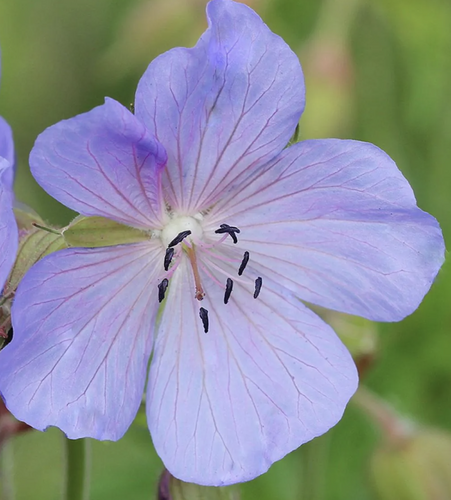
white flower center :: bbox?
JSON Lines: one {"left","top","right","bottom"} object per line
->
{"left": 160, "top": 215, "right": 203, "bottom": 248}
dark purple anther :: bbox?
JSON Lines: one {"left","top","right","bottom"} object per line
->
{"left": 164, "top": 247, "right": 175, "bottom": 271}
{"left": 254, "top": 277, "right": 262, "bottom": 299}
{"left": 167, "top": 230, "right": 192, "bottom": 248}
{"left": 224, "top": 278, "right": 233, "bottom": 304}
{"left": 238, "top": 251, "right": 249, "bottom": 276}
{"left": 199, "top": 307, "right": 209, "bottom": 333}
{"left": 158, "top": 278, "right": 169, "bottom": 303}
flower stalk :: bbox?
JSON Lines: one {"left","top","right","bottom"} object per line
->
{"left": 352, "top": 386, "right": 414, "bottom": 445}
{"left": 64, "top": 438, "right": 91, "bottom": 500}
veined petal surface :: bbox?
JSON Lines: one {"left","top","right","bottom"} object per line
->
{"left": 147, "top": 260, "right": 357, "bottom": 485}
{"left": 0, "top": 157, "right": 18, "bottom": 290}
{"left": 135, "top": 0, "right": 304, "bottom": 213}
{"left": 0, "top": 242, "right": 163, "bottom": 440}
{"left": 208, "top": 139, "right": 445, "bottom": 321}
{"left": 30, "top": 98, "right": 168, "bottom": 229}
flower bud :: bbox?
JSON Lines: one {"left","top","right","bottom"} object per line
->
{"left": 370, "top": 428, "right": 451, "bottom": 500}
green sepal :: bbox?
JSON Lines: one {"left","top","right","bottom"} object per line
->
{"left": 286, "top": 123, "right": 300, "bottom": 147}
{"left": 13, "top": 202, "right": 45, "bottom": 230}
{"left": 63, "top": 216, "right": 150, "bottom": 248}
{"left": 6, "top": 228, "right": 66, "bottom": 295}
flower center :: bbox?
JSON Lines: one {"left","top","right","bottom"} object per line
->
{"left": 160, "top": 215, "right": 203, "bottom": 248}
{"left": 157, "top": 215, "right": 263, "bottom": 334}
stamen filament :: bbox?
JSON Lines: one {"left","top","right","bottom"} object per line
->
{"left": 199, "top": 246, "right": 241, "bottom": 264}
{"left": 197, "top": 261, "right": 224, "bottom": 288}
{"left": 197, "top": 233, "right": 228, "bottom": 249}
{"left": 202, "top": 256, "right": 251, "bottom": 286}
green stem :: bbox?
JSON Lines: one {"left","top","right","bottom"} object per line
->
{"left": 64, "top": 438, "right": 91, "bottom": 500}
{"left": 314, "top": 0, "right": 362, "bottom": 43}
{"left": 0, "top": 438, "right": 15, "bottom": 500}
{"left": 300, "top": 435, "right": 330, "bottom": 500}
{"left": 352, "top": 386, "right": 415, "bottom": 445}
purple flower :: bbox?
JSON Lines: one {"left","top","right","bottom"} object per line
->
{"left": 0, "top": 0, "right": 444, "bottom": 486}
{"left": 0, "top": 50, "right": 18, "bottom": 293}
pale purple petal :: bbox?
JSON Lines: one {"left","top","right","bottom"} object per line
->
{"left": 135, "top": 0, "right": 304, "bottom": 213}
{"left": 206, "top": 139, "right": 445, "bottom": 321}
{"left": 147, "top": 260, "right": 357, "bottom": 485}
{"left": 0, "top": 242, "right": 164, "bottom": 440}
{"left": 0, "top": 158, "right": 18, "bottom": 290}
{"left": 0, "top": 116, "right": 15, "bottom": 177}
{"left": 30, "top": 98, "right": 168, "bottom": 229}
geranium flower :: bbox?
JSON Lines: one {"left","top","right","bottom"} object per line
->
{"left": 0, "top": 50, "right": 18, "bottom": 295}
{"left": 0, "top": 0, "right": 444, "bottom": 486}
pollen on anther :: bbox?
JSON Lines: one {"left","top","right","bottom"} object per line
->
{"left": 199, "top": 307, "right": 209, "bottom": 333}
{"left": 158, "top": 278, "right": 169, "bottom": 303}
{"left": 254, "top": 277, "right": 263, "bottom": 299}
{"left": 224, "top": 278, "right": 233, "bottom": 304}
{"left": 238, "top": 251, "right": 250, "bottom": 276}
{"left": 164, "top": 247, "right": 175, "bottom": 271}
{"left": 168, "top": 230, "right": 192, "bottom": 248}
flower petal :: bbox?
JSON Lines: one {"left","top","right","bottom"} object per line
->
{"left": 0, "top": 116, "right": 15, "bottom": 176}
{"left": 0, "top": 158, "right": 18, "bottom": 290}
{"left": 30, "top": 98, "right": 168, "bottom": 229}
{"left": 207, "top": 139, "right": 445, "bottom": 321}
{"left": 135, "top": 0, "right": 304, "bottom": 213}
{"left": 147, "top": 260, "right": 357, "bottom": 485}
{"left": 0, "top": 242, "right": 163, "bottom": 440}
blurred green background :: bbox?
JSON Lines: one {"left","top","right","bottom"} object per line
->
{"left": 0, "top": 0, "right": 450, "bottom": 498}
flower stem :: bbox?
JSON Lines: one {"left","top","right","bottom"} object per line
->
{"left": 0, "top": 438, "right": 15, "bottom": 500}
{"left": 300, "top": 435, "right": 330, "bottom": 500}
{"left": 64, "top": 438, "right": 91, "bottom": 500}
{"left": 352, "top": 386, "right": 414, "bottom": 445}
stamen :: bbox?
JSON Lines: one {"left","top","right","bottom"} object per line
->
{"left": 199, "top": 307, "right": 209, "bottom": 333}
{"left": 224, "top": 278, "right": 233, "bottom": 304}
{"left": 214, "top": 224, "right": 240, "bottom": 244}
{"left": 202, "top": 255, "right": 251, "bottom": 286}
{"left": 254, "top": 277, "right": 262, "bottom": 299}
{"left": 219, "top": 223, "right": 240, "bottom": 233}
{"left": 186, "top": 247, "right": 205, "bottom": 301}
{"left": 164, "top": 247, "right": 175, "bottom": 271}
{"left": 158, "top": 278, "right": 169, "bottom": 303}
{"left": 238, "top": 251, "right": 250, "bottom": 276}
{"left": 168, "top": 230, "right": 192, "bottom": 248}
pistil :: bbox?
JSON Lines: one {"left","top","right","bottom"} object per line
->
{"left": 185, "top": 246, "right": 205, "bottom": 301}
